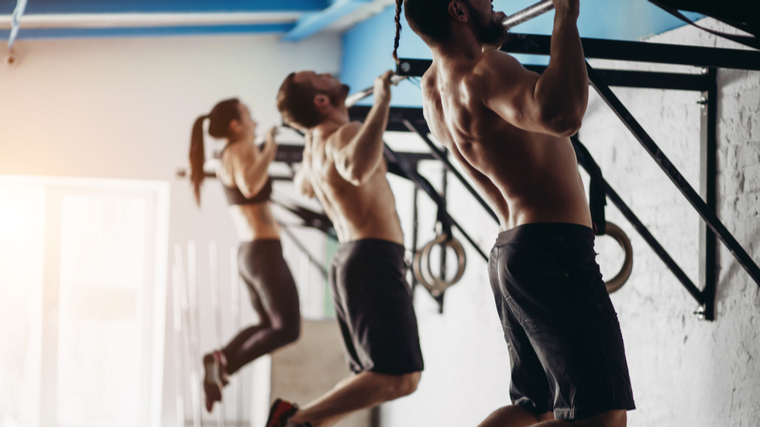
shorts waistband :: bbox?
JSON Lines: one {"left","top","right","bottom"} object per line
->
{"left": 338, "top": 238, "right": 405, "bottom": 252}
{"left": 495, "top": 223, "right": 594, "bottom": 247}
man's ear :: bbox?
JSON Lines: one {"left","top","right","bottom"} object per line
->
{"left": 313, "top": 93, "right": 331, "bottom": 113}
{"left": 448, "top": 1, "right": 469, "bottom": 23}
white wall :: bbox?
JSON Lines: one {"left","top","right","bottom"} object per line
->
{"left": 380, "top": 20, "right": 760, "bottom": 427}
{"left": 0, "top": 32, "right": 341, "bottom": 426}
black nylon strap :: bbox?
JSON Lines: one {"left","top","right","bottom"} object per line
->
{"left": 571, "top": 136, "right": 607, "bottom": 236}
{"left": 384, "top": 145, "right": 454, "bottom": 238}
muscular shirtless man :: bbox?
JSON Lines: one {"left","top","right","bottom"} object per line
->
{"left": 394, "top": 0, "right": 635, "bottom": 425}
{"left": 267, "top": 70, "right": 423, "bottom": 427}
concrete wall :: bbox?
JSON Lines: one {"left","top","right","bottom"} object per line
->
{"left": 379, "top": 19, "right": 760, "bottom": 427}
{"left": 271, "top": 320, "right": 372, "bottom": 427}
{"left": 0, "top": 32, "right": 341, "bottom": 426}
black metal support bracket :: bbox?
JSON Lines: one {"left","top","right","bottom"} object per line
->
{"left": 699, "top": 68, "right": 719, "bottom": 321}
{"left": 586, "top": 62, "right": 760, "bottom": 292}
{"left": 572, "top": 138, "right": 704, "bottom": 303}
{"left": 402, "top": 119, "right": 499, "bottom": 223}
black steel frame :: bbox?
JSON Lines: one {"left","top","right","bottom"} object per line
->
{"left": 387, "top": 49, "right": 760, "bottom": 318}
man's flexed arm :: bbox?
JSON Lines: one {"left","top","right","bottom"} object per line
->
{"left": 332, "top": 70, "right": 393, "bottom": 186}
{"left": 481, "top": 0, "right": 587, "bottom": 136}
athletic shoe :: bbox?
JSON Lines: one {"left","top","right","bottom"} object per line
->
{"left": 202, "top": 350, "right": 228, "bottom": 412}
{"left": 265, "top": 398, "right": 301, "bottom": 427}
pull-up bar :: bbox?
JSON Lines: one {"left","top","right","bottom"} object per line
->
{"left": 502, "top": 0, "right": 554, "bottom": 29}
{"left": 344, "top": 0, "right": 557, "bottom": 107}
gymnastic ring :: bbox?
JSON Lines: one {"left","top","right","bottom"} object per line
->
{"left": 602, "top": 221, "right": 633, "bottom": 294}
{"left": 413, "top": 233, "right": 467, "bottom": 295}
{"left": 412, "top": 249, "right": 439, "bottom": 295}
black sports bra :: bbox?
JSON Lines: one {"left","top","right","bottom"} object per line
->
{"left": 220, "top": 141, "right": 272, "bottom": 205}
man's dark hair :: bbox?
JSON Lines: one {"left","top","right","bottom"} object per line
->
{"left": 277, "top": 73, "right": 323, "bottom": 129}
{"left": 394, "top": 0, "right": 454, "bottom": 62}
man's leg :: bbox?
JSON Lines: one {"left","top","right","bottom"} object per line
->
{"left": 478, "top": 405, "right": 548, "bottom": 427}
{"left": 479, "top": 406, "right": 626, "bottom": 427}
{"left": 287, "top": 371, "right": 420, "bottom": 427}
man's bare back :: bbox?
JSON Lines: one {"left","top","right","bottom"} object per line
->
{"left": 303, "top": 120, "right": 404, "bottom": 244}
{"left": 414, "top": 0, "right": 591, "bottom": 231}
{"left": 421, "top": 50, "right": 591, "bottom": 231}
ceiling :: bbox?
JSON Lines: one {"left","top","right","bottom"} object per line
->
{"left": 0, "top": 0, "right": 329, "bottom": 14}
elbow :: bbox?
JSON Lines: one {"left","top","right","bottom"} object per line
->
{"left": 541, "top": 109, "right": 583, "bottom": 137}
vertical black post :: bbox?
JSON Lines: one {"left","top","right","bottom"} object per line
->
{"left": 699, "top": 68, "right": 718, "bottom": 321}
{"left": 438, "top": 162, "right": 448, "bottom": 314}
{"left": 411, "top": 183, "right": 419, "bottom": 297}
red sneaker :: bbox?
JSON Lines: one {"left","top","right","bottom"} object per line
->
{"left": 202, "top": 350, "right": 228, "bottom": 412}
{"left": 265, "top": 399, "right": 299, "bottom": 427}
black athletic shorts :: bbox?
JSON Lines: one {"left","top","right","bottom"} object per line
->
{"left": 329, "top": 238, "right": 424, "bottom": 375}
{"left": 488, "top": 223, "right": 635, "bottom": 420}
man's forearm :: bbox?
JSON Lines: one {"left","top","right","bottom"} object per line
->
{"left": 342, "top": 98, "right": 390, "bottom": 183}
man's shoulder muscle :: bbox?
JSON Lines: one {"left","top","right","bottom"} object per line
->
{"left": 326, "top": 121, "right": 362, "bottom": 151}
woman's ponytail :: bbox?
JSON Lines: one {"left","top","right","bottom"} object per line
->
{"left": 189, "top": 115, "right": 209, "bottom": 206}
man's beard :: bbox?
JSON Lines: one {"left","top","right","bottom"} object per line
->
{"left": 326, "top": 84, "right": 351, "bottom": 107}
{"left": 468, "top": 3, "right": 509, "bottom": 49}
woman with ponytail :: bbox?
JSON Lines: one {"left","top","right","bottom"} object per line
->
{"left": 189, "top": 99, "right": 301, "bottom": 412}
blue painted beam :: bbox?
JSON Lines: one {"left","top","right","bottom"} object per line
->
{"left": 282, "top": 0, "right": 371, "bottom": 41}
{"left": 0, "top": 23, "right": 295, "bottom": 40}
{"left": 0, "top": 0, "right": 329, "bottom": 14}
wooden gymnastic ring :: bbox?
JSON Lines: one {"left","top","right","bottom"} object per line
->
{"left": 602, "top": 221, "right": 633, "bottom": 294}
{"left": 412, "top": 233, "right": 467, "bottom": 296}
{"left": 412, "top": 248, "right": 439, "bottom": 295}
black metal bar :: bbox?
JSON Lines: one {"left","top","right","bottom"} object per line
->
{"left": 279, "top": 225, "right": 329, "bottom": 279}
{"left": 402, "top": 119, "right": 499, "bottom": 222}
{"left": 411, "top": 185, "right": 419, "bottom": 294}
{"left": 587, "top": 62, "right": 760, "bottom": 289}
{"left": 350, "top": 105, "right": 432, "bottom": 133}
{"left": 385, "top": 145, "right": 490, "bottom": 262}
{"left": 503, "top": 33, "right": 760, "bottom": 70}
{"left": 448, "top": 216, "right": 489, "bottom": 261}
{"left": 274, "top": 143, "right": 436, "bottom": 164}
{"left": 438, "top": 162, "right": 448, "bottom": 314}
{"left": 604, "top": 177, "right": 705, "bottom": 304}
{"left": 699, "top": 68, "right": 719, "bottom": 321}
{"left": 398, "top": 58, "right": 710, "bottom": 92}
{"left": 572, "top": 137, "right": 703, "bottom": 303}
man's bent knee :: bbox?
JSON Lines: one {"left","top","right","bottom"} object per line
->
{"left": 389, "top": 371, "right": 421, "bottom": 399}
{"left": 574, "top": 410, "right": 627, "bottom": 427}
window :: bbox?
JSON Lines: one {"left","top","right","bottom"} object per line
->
{"left": 0, "top": 176, "right": 169, "bottom": 427}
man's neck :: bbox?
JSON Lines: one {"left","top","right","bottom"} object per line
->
{"left": 432, "top": 27, "right": 483, "bottom": 63}
{"left": 314, "top": 106, "right": 350, "bottom": 137}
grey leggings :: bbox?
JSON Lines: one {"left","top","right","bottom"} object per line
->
{"left": 222, "top": 239, "right": 301, "bottom": 374}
